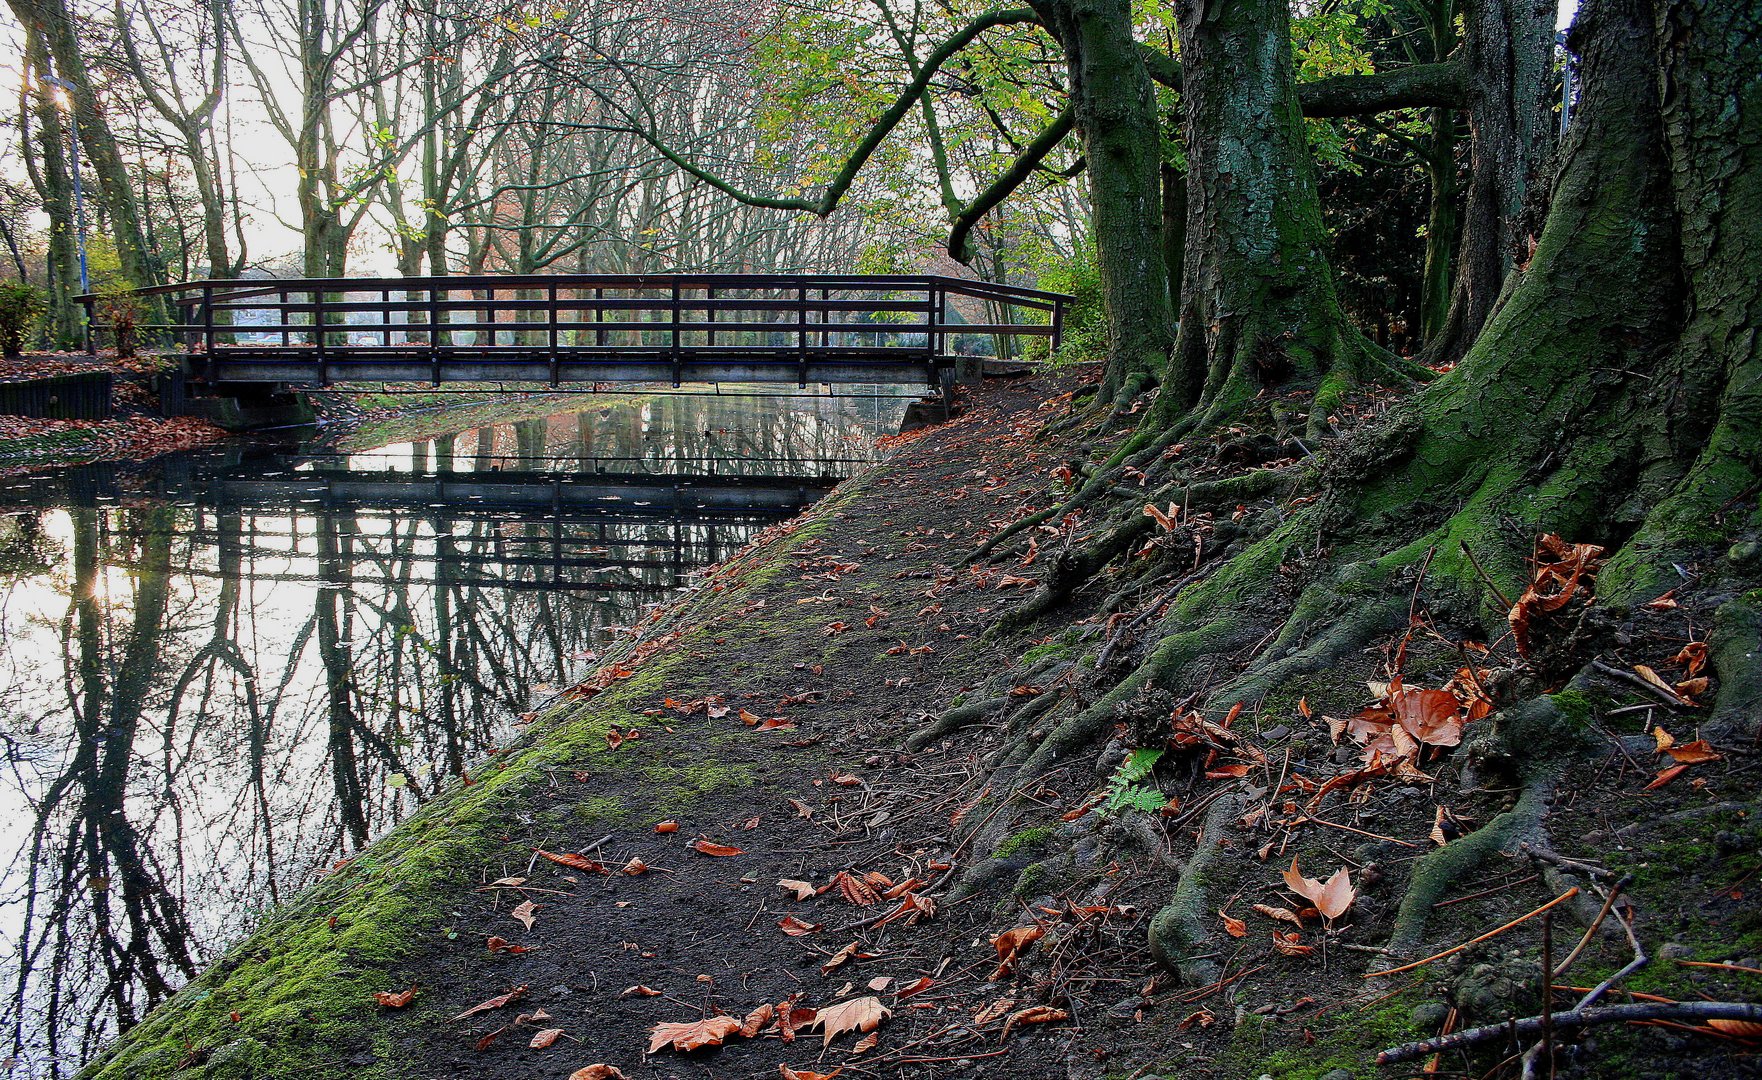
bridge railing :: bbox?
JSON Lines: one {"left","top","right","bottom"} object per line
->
{"left": 83, "top": 274, "right": 1069, "bottom": 388}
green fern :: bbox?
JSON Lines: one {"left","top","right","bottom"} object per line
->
{"left": 1103, "top": 748, "right": 1166, "bottom": 815}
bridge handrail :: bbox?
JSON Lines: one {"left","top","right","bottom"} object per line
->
{"left": 76, "top": 273, "right": 1073, "bottom": 388}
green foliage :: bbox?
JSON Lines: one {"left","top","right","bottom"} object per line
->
{"left": 1103, "top": 747, "right": 1167, "bottom": 814}
{"left": 0, "top": 281, "right": 46, "bottom": 358}
{"left": 1024, "top": 238, "right": 1104, "bottom": 365}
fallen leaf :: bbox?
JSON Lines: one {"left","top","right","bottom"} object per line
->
{"left": 1672, "top": 641, "right": 1709, "bottom": 676}
{"left": 1281, "top": 857, "right": 1355, "bottom": 920}
{"left": 830, "top": 772, "right": 862, "bottom": 786}
{"left": 654, "top": 820, "right": 679, "bottom": 834}
{"left": 1219, "top": 910, "right": 1248, "bottom": 938}
{"left": 829, "top": 870, "right": 879, "bottom": 906}
{"left": 819, "top": 941, "right": 871, "bottom": 974}
{"left": 896, "top": 976, "right": 935, "bottom": 999}
{"left": 450, "top": 985, "right": 526, "bottom": 1022}
{"left": 647, "top": 1015, "right": 742, "bottom": 1054}
{"left": 852, "top": 1030, "right": 879, "bottom": 1052}
{"left": 740, "top": 1003, "right": 775, "bottom": 1038}
{"left": 779, "top": 1067, "right": 842, "bottom": 1080}
{"left": 374, "top": 988, "right": 417, "bottom": 1008}
{"left": 622, "top": 985, "right": 663, "bottom": 997}
{"left": 621, "top": 857, "right": 649, "bottom": 875}
{"left": 510, "top": 900, "right": 538, "bottom": 930}
{"left": 990, "top": 925, "right": 1044, "bottom": 979}
{"left": 484, "top": 936, "right": 531, "bottom": 954}
{"left": 867, "top": 977, "right": 892, "bottom": 991}
{"left": 689, "top": 838, "right": 744, "bottom": 857}
{"left": 778, "top": 916, "right": 822, "bottom": 937}
{"left": 1271, "top": 931, "right": 1314, "bottom": 956}
{"left": 789, "top": 798, "right": 814, "bottom": 818}
{"left": 1707, "top": 1019, "right": 1762, "bottom": 1038}
{"left": 1645, "top": 764, "right": 1689, "bottom": 790}
{"left": 1252, "top": 903, "right": 1305, "bottom": 928}
{"left": 530, "top": 1028, "right": 564, "bottom": 1048}
{"left": 779, "top": 878, "right": 818, "bottom": 901}
{"left": 535, "top": 849, "right": 607, "bottom": 873}
{"left": 1002, "top": 1004, "right": 1068, "bottom": 1039}
{"left": 1205, "top": 764, "right": 1253, "bottom": 779}
{"left": 814, "top": 996, "right": 890, "bottom": 1047}
{"left": 569, "top": 1068, "right": 628, "bottom": 1080}
{"left": 1665, "top": 739, "right": 1722, "bottom": 764}
{"left": 740, "top": 708, "right": 764, "bottom": 725}
{"left": 973, "top": 998, "right": 1015, "bottom": 1025}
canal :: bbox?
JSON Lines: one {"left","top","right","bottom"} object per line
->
{"left": 0, "top": 390, "right": 908, "bottom": 1075}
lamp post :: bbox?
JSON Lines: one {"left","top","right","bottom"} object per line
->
{"left": 39, "top": 73, "right": 91, "bottom": 297}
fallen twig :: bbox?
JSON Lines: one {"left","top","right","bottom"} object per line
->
{"left": 1368, "top": 888, "right": 1580, "bottom": 979}
{"left": 1376, "top": 1001, "right": 1762, "bottom": 1064}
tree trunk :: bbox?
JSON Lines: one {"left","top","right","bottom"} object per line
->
{"left": 1418, "top": 106, "right": 1459, "bottom": 344}
{"left": 1031, "top": 0, "right": 1175, "bottom": 406}
{"left": 1421, "top": 0, "right": 1557, "bottom": 366}
{"left": 1157, "top": 0, "right": 1399, "bottom": 436}
{"left": 1160, "top": 159, "right": 1187, "bottom": 298}
{"left": 22, "top": 26, "right": 81, "bottom": 347}
{"left": 12, "top": 0, "right": 161, "bottom": 293}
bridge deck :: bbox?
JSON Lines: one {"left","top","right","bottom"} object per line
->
{"left": 91, "top": 273, "right": 1069, "bottom": 390}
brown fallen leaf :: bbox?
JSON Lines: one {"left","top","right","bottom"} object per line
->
{"left": 829, "top": 870, "right": 879, "bottom": 906}
{"left": 789, "top": 798, "right": 814, "bottom": 818}
{"left": 973, "top": 998, "right": 1015, "bottom": 1025}
{"left": 830, "top": 772, "right": 862, "bottom": 786}
{"left": 510, "top": 899, "right": 538, "bottom": 930}
{"left": 476, "top": 1027, "right": 507, "bottom": 1051}
{"left": 622, "top": 985, "right": 663, "bottom": 996}
{"left": 568, "top": 1067, "right": 628, "bottom": 1080}
{"left": 778, "top": 878, "right": 818, "bottom": 901}
{"left": 778, "top": 916, "right": 822, "bottom": 937}
{"left": 815, "top": 996, "right": 890, "bottom": 1047}
{"left": 1707, "top": 1018, "right": 1762, "bottom": 1038}
{"left": 1645, "top": 764, "right": 1689, "bottom": 790}
{"left": 1664, "top": 739, "right": 1722, "bottom": 764}
{"left": 739, "top": 1003, "right": 775, "bottom": 1038}
{"left": 819, "top": 941, "right": 869, "bottom": 974}
{"left": 875, "top": 892, "right": 937, "bottom": 927}
{"left": 1001, "top": 1004, "right": 1069, "bottom": 1039}
{"left": 689, "top": 838, "right": 744, "bottom": 857}
{"left": 852, "top": 1030, "right": 879, "bottom": 1052}
{"left": 621, "top": 857, "right": 649, "bottom": 875}
{"left": 1281, "top": 856, "right": 1355, "bottom": 920}
{"left": 1271, "top": 931, "right": 1314, "bottom": 956}
{"left": 374, "top": 988, "right": 417, "bottom": 1008}
{"left": 654, "top": 820, "right": 679, "bottom": 834}
{"left": 647, "top": 1015, "right": 742, "bottom": 1054}
{"left": 990, "top": 925, "right": 1044, "bottom": 979}
{"left": 450, "top": 985, "right": 527, "bottom": 1022}
{"left": 896, "top": 976, "right": 935, "bottom": 999}
{"left": 1219, "top": 910, "right": 1248, "bottom": 938}
{"left": 1252, "top": 903, "right": 1305, "bottom": 928}
{"left": 779, "top": 1066, "right": 842, "bottom": 1080}
{"left": 530, "top": 1028, "right": 564, "bottom": 1048}
{"left": 535, "top": 849, "right": 608, "bottom": 873}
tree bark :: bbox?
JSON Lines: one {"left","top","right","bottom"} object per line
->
{"left": 1420, "top": 0, "right": 1557, "bottom": 366}
{"left": 1158, "top": 0, "right": 1396, "bottom": 433}
{"left": 21, "top": 26, "right": 81, "bottom": 346}
{"left": 1031, "top": 0, "right": 1176, "bottom": 406}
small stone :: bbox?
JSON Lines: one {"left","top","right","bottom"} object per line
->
{"left": 1660, "top": 942, "right": 1694, "bottom": 961}
{"left": 550, "top": 984, "right": 572, "bottom": 997}
{"left": 1262, "top": 724, "right": 1290, "bottom": 742}
{"left": 1319, "top": 1071, "right": 1354, "bottom": 1080}
{"left": 1411, "top": 1001, "right": 1451, "bottom": 1029}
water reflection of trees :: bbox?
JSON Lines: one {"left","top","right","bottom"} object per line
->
{"left": 0, "top": 391, "right": 899, "bottom": 1075}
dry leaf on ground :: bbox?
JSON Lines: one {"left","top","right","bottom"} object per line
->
{"left": 777, "top": 916, "right": 822, "bottom": 937}
{"left": 568, "top": 1068, "right": 627, "bottom": 1080}
{"left": 374, "top": 988, "right": 416, "bottom": 1008}
{"left": 530, "top": 1028, "right": 564, "bottom": 1048}
{"left": 534, "top": 849, "right": 607, "bottom": 873}
{"left": 1282, "top": 857, "right": 1355, "bottom": 920}
{"left": 779, "top": 878, "right": 817, "bottom": 900}
{"left": 689, "top": 838, "right": 744, "bottom": 856}
{"left": 450, "top": 985, "right": 526, "bottom": 1022}
{"left": 779, "top": 1067, "right": 842, "bottom": 1080}
{"left": 510, "top": 899, "right": 538, "bottom": 930}
{"left": 647, "top": 1015, "right": 742, "bottom": 1054}
{"left": 815, "top": 996, "right": 890, "bottom": 1047}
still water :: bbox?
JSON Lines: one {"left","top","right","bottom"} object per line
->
{"left": 0, "top": 390, "right": 907, "bottom": 1075}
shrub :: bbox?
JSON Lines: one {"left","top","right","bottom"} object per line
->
{"left": 94, "top": 281, "right": 143, "bottom": 358}
{"left": 0, "top": 281, "right": 46, "bottom": 359}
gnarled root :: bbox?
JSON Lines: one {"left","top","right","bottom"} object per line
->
{"left": 1148, "top": 793, "right": 1243, "bottom": 985}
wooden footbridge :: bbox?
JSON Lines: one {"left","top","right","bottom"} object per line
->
{"left": 94, "top": 274, "right": 1067, "bottom": 396}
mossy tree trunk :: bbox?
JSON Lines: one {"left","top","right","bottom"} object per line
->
{"left": 1031, "top": 0, "right": 1176, "bottom": 407}
{"left": 1155, "top": 0, "right": 1399, "bottom": 436}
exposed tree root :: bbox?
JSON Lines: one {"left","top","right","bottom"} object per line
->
{"left": 1147, "top": 793, "right": 1242, "bottom": 986}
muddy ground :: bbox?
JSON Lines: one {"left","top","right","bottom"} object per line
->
{"left": 82, "top": 371, "right": 1760, "bottom": 1080}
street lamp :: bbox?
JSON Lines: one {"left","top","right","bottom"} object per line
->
{"left": 39, "top": 72, "right": 91, "bottom": 297}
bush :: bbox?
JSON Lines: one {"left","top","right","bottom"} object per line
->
{"left": 1025, "top": 239, "right": 1105, "bottom": 366}
{"left": 94, "top": 281, "right": 144, "bottom": 358}
{"left": 0, "top": 281, "right": 46, "bottom": 359}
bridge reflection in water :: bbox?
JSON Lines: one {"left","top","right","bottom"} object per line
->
{"left": 0, "top": 392, "right": 896, "bottom": 1073}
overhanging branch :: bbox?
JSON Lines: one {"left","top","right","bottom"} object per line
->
{"left": 947, "top": 104, "right": 1076, "bottom": 263}
{"left": 1137, "top": 43, "right": 1468, "bottom": 117}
